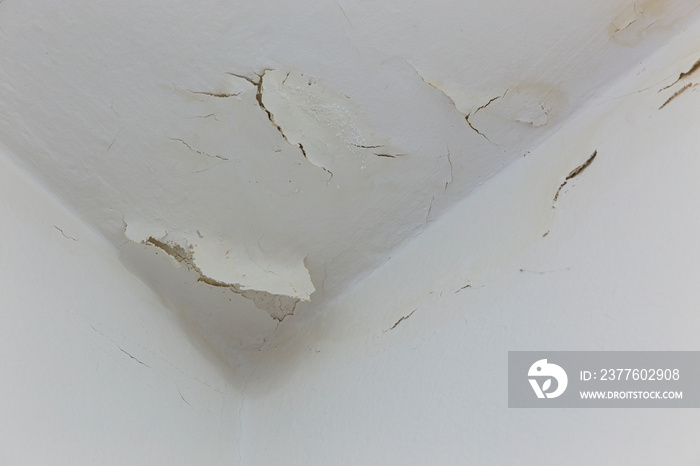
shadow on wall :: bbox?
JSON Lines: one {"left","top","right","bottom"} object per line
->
{"left": 117, "top": 240, "right": 282, "bottom": 389}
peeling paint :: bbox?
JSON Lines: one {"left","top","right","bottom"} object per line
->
{"left": 124, "top": 221, "right": 313, "bottom": 320}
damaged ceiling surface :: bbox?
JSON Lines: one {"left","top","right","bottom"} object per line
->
{"left": 1, "top": 0, "right": 699, "bottom": 365}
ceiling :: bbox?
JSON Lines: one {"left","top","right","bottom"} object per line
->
{"left": 1, "top": 0, "right": 698, "bottom": 362}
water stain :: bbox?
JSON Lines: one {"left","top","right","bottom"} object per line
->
{"left": 609, "top": 0, "right": 671, "bottom": 46}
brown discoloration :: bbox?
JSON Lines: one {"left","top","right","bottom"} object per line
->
{"left": 609, "top": 0, "right": 671, "bottom": 46}
{"left": 564, "top": 150, "right": 597, "bottom": 181}
{"left": 553, "top": 150, "right": 598, "bottom": 203}
{"left": 659, "top": 83, "right": 695, "bottom": 109}
{"left": 659, "top": 58, "right": 700, "bottom": 92}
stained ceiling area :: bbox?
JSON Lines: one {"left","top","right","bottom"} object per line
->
{"left": 1, "top": 0, "right": 698, "bottom": 364}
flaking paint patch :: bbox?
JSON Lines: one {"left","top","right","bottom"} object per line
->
{"left": 124, "top": 221, "right": 314, "bottom": 320}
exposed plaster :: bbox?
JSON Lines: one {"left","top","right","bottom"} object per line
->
{"left": 125, "top": 222, "right": 312, "bottom": 320}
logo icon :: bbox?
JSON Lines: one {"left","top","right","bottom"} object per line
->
{"left": 528, "top": 359, "right": 568, "bottom": 399}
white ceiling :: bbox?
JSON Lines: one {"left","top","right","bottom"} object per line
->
{"left": 1, "top": 0, "right": 698, "bottom": 358}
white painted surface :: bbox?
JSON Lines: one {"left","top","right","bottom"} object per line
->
{"left": 1, "top": 0, "right": 699, "bottom": 360}
{"left": 0, "top": 153, "right": 242, "bottom": 465}
{"left": 240, "top": 20, "right": 700, "bottom": 465}
{"left": 2, "top": 1, "right": 700, "bottom": 465}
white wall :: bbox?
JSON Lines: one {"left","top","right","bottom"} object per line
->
{"left": 1, "top": 0, "right": 699, "bottom": 361}
{"left": 0, "top": 151, "right": 243, "bottom": 464}
{"left": 239, "top": 19, "right": 700, "bottom": 465}
{"left": 4, "top": 4, "right": 700, "bottom": 466}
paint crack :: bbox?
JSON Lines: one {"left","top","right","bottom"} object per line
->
{"left": 553, "top": 150, "right": 598, "bottom": 204}
{"left": 465, "top": 91, "right": 507, "bottom": 144}
{"left": 168, "top": 137, "right": 228, "bottom": 161}
{"left": 384, "top": 309, "right": 417, "bottom": 332}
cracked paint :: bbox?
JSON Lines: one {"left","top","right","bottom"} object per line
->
{"left": 168, "top": 137, "right": 229, "bottom": 161}
{"left": 2, "top": 0, "right": 696, "bottom": 386}
{"left": 384, "top": 308, "right": 416, "bottom": 332}
{"left": 124, "top": 221, "right": 313, "bottom": 320}
{"left": 661, "top": 57, "right": 700, "bottom": 90}
{"left": 422, "top": 76, "right": 557, "bottom": 147}
{"left": 657, "top": 55, "right": 700, "bottom": 109}
{"left": 658, "top": 82, "right": 695, "bottom": 109}
{"left": 230, "top": 69, "right": 405, "bottom": 174}
{"left": 53, "top": 225, "right": 78, "bottom": 241}
{"left": 466, "top": 93, "right": 505, "bottom": 144}
{"left": 553, "top": 150, "right": 598, "bottom": 204}
{"left": 609, "top": 0, "right": 671, "bottom": 46}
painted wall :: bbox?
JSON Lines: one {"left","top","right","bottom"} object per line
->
{"left": 1, "top": 0, "right": 699, "bottom": 368}
{"left": 2, "top": 2, "right": 700, "bottom": 465}
{"left": 239, "top": 18, "right": 700, "bottom": 465}
{"left": 0, "top": 152, "right": 243, "bottom": 464}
